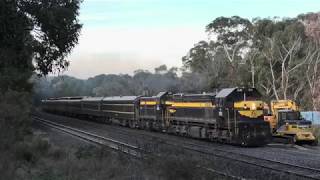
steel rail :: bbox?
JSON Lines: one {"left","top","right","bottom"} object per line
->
{"left": 33, "top": 116, "right": 241, "bottom": 180}
{"left": 171, "top": 141, "right": 320, "bottom": 180}
{"left": 106, "top": 127, "right": 320, "bottom": 180}
{"left": 133, "top": 130, "right": 320, "bottom": 179}
{"left": 78, "top": 119, "right": 320, "bottom": 180}
{"left": 34, "top": 117, "right": 141, "bottom": 157}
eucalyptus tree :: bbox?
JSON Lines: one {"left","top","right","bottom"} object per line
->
{"left": 182, "top": 16, "right": 254, "bottom": 89}
{"left": 0, "top": 0, "right": 82, "bottom": 92}
{"left": 0, "top": 0, "right": 82, "bottom": 152}
{"left": 252, "top": 18, "right": 312, "bottom": 101}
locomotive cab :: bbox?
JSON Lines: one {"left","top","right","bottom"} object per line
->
{"left": 215, "top": 88, "right": 271, "bottom": 146}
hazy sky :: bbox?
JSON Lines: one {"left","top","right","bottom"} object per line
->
{"left": 64, "top": 0, "right": 320, "bottom": 79}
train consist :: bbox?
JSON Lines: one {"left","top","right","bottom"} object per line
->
{"left": 42, "top": 87, "right": 272, "bottom": 146}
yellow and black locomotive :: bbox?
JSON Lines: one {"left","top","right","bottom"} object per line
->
{"left": 42, "top": 87, "right": 271, "bottom": 146}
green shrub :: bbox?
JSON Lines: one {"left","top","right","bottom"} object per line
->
{"left": 49, "top": 147, "right": 66, "bottom": 160}
{"left": 14, "top": 137, "right": 51, "bottom": 164}
{"left": 0, "top": 90, "right": 31, "bottom": 147}
{"left": 74, "top": 145, "right": 96, "bottom": 159}
{"left": 14, "top": 142, "right": 37, "bottom": 163}
{"left": 32, "top": 137, "right": 50, "bottom": 155}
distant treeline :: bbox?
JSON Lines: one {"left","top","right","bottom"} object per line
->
{"left": 34, "top": 12, "right": 320, "bottom": 111}
{"left": 33, "top": 65, "right": 211, "bottom": 104}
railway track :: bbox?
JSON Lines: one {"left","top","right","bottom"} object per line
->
{"left": 34, "top": 116, "right": 242, "bottom": 180}
{"left": 34, "top": 114, "right": 320, "bottom": 180}
{"left": 94, "top": 125, "right": 320, "bottom": 179}
{"left": 111, "top": 125, "right": 320, "bottom": 180}
{"left": 33, "top": 117, "right": 142, "bottom": 157}
{"left": 179, "top": 141, "right": 320, "bottom": 180}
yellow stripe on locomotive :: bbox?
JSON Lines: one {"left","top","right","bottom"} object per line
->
{"left": 234, "top": 101, "right": 264, "bottom": 118}
{"left": 165, "top": 101, "right": 215, "bottom": 108}
{"left": 140, "top": 101, "right": 157, "bottom": 105}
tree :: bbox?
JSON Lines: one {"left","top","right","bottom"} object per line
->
{"left": 206, "top": 16, "right": 253, "bottom": 67}
{"left": 206, "top": 16, "right": 253, "bottom": 87}
{"left": 0, "top": 0, "right": 82, "bottom": 92}
{"left": 155, "top": 64, "right": 168, "bottom": 74}
{"left": 182, "top": 16, "right": 254, "bottom": 89}
{"left": 0, "top": 0, "right": 82, "bottom": 162}
{"left": 252, "top": 18, "right": 310, "bottom": 101}
{"left": 182, "top": 15, "right": 320, "bottom": 106}
{"left": 182, "top": 41, "right": 212, "bottom": 73}
{"left": 182, "top": 41, "right": 231, "bottom": 89}
{"left": 299, "top": 12, "right": 320, "bottom": 45}
{"left": 305, "top": 44, "right": 320, "bottom": 110}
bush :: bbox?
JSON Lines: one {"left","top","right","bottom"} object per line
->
{"left": 14, "top": 138, "right": 49, "bottom": 163}
{"left": 74, "top": 145, "right": 97, "bottom": 159}
{"left": 14, "top": 141, "right": 37, "bottom": 163}
{"left": 33, "top": 137, "right": 50, "bottom": 155}
{"left": 0, "top": 90, "right": 31, "bottom": 148}
{"left": 48, "top": 147, "right": 66, "bottom": 160}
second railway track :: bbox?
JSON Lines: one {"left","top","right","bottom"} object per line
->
{"left": 34, "top": 114, "right": 320, "bottom": 180}
{"left": 34, "top": 116, "right": 243, "bottom": 180}
{"left": 90, "top": 120, "right": 320, "bottom": 180}
{"left": 34, "top": 117, "right": 142, "bottom": 157}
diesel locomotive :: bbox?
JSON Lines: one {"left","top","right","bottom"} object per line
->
{"left": 42, "top": 87, "right": 272, "bottom": 146}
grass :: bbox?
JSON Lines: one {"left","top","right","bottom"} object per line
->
{"left": 7, "top": 134, "right": 223, "bottom": 180}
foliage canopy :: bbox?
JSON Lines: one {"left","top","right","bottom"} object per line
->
{"left": 0, "top": 0, "right": 82, "bottom": 92}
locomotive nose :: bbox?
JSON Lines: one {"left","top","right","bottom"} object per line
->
{"left": 251, "top": 103, "right": 256, "bottom": 110}
{"left": 239, "top": 121, "right": 272, "bottom": 146}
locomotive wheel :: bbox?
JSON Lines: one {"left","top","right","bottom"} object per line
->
{"left": 241, "top": 139, "right": 247, "bottom": 146}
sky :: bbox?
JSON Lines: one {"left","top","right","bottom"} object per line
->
{"left": 64, "top": 0, "right": 320, "bottom": 79}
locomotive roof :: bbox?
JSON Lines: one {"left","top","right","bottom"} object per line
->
{"left": 216, "top": 88, "right": 260, "bottom": 98}
{"left": 140, "top": 92, "right": 168, "bottom": 100}
{"left": 216, "top": 88, "right": 237, "bottom": 98}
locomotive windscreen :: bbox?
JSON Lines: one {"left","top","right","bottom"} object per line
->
{"left": 231, "top": 88, "right": 261, "bottom": 102}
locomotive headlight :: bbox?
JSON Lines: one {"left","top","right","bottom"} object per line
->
{"left": 251, "top": 103, "right": 256, "bottom": 110}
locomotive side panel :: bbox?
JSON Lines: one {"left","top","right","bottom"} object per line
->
{"left": 164, "top": 94, "right": 217, "bottom": 138}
